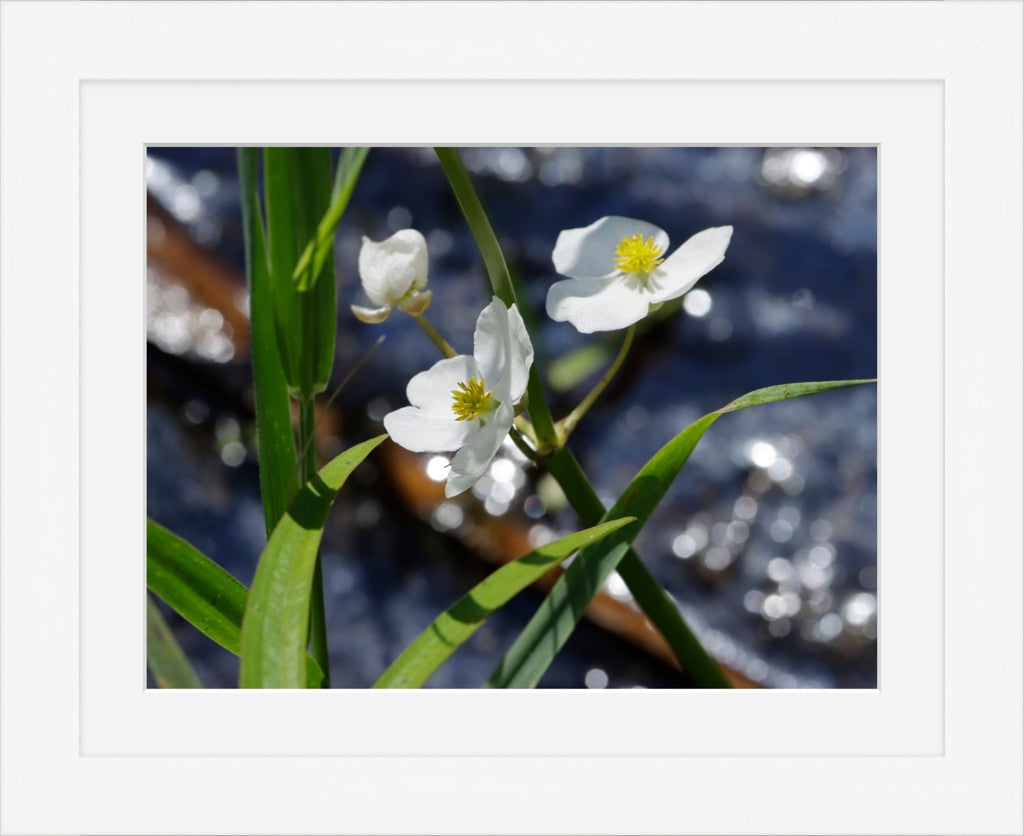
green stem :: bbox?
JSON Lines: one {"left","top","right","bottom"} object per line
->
{"left": 299, "top": 394, "right": 330, "bottom": 687}
{"left": 413, "top": 314, "right": 457, "bottom": 359}
{"left": 557, "top": 324, "right": 636, "bottom": 444}
{"left": 543, "top": 446, "right": 731, "bottom": 688}
{"left": 434, "top": 148, "right": 516, "bottom": 303}
{"left": 434, "top": 147, "right": 558, "bottom": 451}
{"left": 514, "top": 416, "right": 539, "bottom": 447}
{"left": 524, "top": 375, "right": 557, "bottom": 453}
{"left": 614, "top": 559, "right": 731, "bottom": 687}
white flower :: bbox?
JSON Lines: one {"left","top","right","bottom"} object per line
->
{"left": 545, "top": 216, "right": 733, "bottom": 333}
{"left": 352, "top": 229, "right": 433, "bottom": 323}
{"left": 383, "top": 297, "right": 534, "bottom": 497}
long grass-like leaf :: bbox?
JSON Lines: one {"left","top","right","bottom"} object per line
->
{"left": 146, "top": 594, "right": 202, "bottom": 688}
{"left": 264, "top": 147, "right": 336, "bottom": 396}
{"left": 374, "top": 517, "right": 635, "bottom": 689}
{"left": 239, "top": 435, "right": 387, "bottom": 688}
{"left": 293, "top": 147, "right": 369, "bottom": 291}
{"left": 238, "top": 148, "right": 299, "bottom": 533}
{"left": 488, "top": 379, "right": 876, "bottom": 688}
{"left": 146, "top": 519, "right": 324, "bottom": 688}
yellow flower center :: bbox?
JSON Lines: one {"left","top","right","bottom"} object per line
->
{"left": 450, "top": 376, "right": 493, "bottom": 421}
{"left": 613, "top": 233, "right": 665, "bottom": 275}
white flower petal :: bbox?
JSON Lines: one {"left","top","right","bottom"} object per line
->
{"left": 383, "top": 406, "right": 476, "bottom": 453}
{"left": 351, "top": 304, "right": 392, "bottom": 324}
{"left": 545, "top": 274, "right": 652, "bottom": 334}
{"left": 444, "top": 402, "right": 514, "bottom": 497}
{"left": 358, "top": 229, "right": 429, "bottom": 307}
{"left": 646, "top": 226, "right": 733, "bottom": 304}
{"left": 406, "top": 355, "right": 481, "bottom": 416}
{"left": 552, "top": 216, "right": 669, "bottom": 280}
{"left": 473, "top": 297, "right": 534, "bottom": 403}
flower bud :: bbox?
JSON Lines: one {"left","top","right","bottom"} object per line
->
{"left": 355, "top": 229, "right": 430, "bottom": 322}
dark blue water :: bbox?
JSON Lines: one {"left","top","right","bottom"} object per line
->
{"left": 147, "top": 146, "right": 877, "bottom": 688}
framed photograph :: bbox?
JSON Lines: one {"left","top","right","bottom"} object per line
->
{"left": 1, "top": 2, "right": 1020, "bottom": 833}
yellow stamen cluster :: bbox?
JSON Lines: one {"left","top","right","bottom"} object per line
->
{"left": 450, "top": 376, "right": 493, "bottom": 421}
{"left": 614, "top": 233, "right": 665, "bottom": 275}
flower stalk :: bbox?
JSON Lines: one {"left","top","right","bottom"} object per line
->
{"left": 413, "top": 313, "right": 457, "bottom": 359}
{"left": 556, "top": 323, "right": 636, "bottom": 445}
{"left": 509, "top": 425, "right": 542, "bottom": 466}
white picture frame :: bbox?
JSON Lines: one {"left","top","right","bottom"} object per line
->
{"left": 1, "top": 2, "right": 1021, "bottom": 833}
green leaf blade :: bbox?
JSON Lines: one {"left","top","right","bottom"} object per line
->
{"left": 264, "top": 147, "right": 336, "bottom": 396}
{"left": 146, "top": 518, "right": 325, "bottom": 688}
{"left": 147, "top": 594, "right": 202, "bottom": 688}
{"left": 717, "top": 379, "right": 876, "bottom": 414}
{"left": 434, "top": 147, "right": 516, "bottom": 306}
{"left": 293, "top": 147, "right": 369, "bottom": 291}
{"left": 485, "top": 542, "right": 632, "bottom": 689}
{"left": 147, "top": 518, "right": 249, "bottom": 654}
{"left": 374, "top": 517, "right": 635, "bottom": 689}
{"left": 489, "top": 378, "right": 876, "bottom": 688}
{"left": 237, "top": 148, "right": 299, "bottom": 533}
{"left": 239, "top": 435, "right": 387, "bottom": 688}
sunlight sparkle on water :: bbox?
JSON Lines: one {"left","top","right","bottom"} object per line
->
{"left": 683, "top": 288, "right": 713, "bottom": 317}
{"left": 425, "top": 455, "right": 449, "bottom": 482}
{"left": 748, "top": 440, "right": 777, "bottom": 468}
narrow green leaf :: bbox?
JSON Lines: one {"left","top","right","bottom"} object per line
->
{"left": 239, "top": 435, "right": 387, "bottom": 688}
{"left": 488, "top": 379, "right": 877, "bottom": 688}
{"left": 146, "top": 518, "right": 324, "bottom": 688}
{"left": 264, "top": 147, "right": 336, "bottom": 396}
{"left": 147, "top": 594, "right": 202, "bottom": 688}
{"left": 147, "top": 519, "right": 248, "bottom": 653}
{"left": 374, "top": 517, "right": 636, "bottom": 689}
{"left": 293, "top": 147, "right": 369, "bottom": 291}
{"left": 434, "top": 147, "right": 516, "bottom": 305}
{"left": 718, "top": 379, "right": 876, "bottom": 412}
{"left": 434, "top": 147, "right": 559, "bottom": 450}
{"left": 238, "top": 148, "right": 299, "bottom": 533}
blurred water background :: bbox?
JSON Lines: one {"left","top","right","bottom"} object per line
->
{"left": 147, "top": 146, "right": 877, "bottom": 689}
